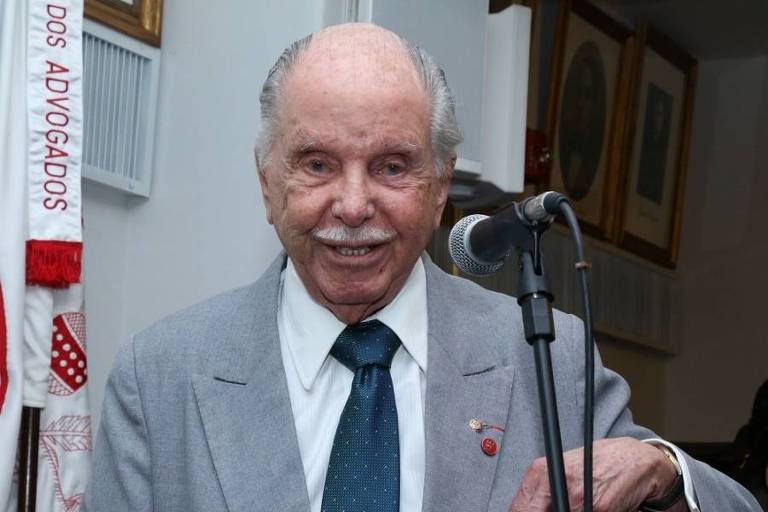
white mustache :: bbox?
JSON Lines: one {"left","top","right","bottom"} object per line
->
{"left": 312, "top": 225, "right": 395, "bottom": 245}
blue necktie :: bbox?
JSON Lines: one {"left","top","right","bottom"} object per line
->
{"left": 321, "top": 320, "right": 401, "bottom": 512}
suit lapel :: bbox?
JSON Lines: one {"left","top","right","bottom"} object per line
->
{"left": 190, "top": 254, "right": 522, "bottom": 512}
{"left": 422, "top": 341, "right": 514, "bottom": 511}
{"left": 421, "top": 258, "right": 516, "bottom": 511}
{"left": 192, "top": 255, "right": 311, "bottom": 512}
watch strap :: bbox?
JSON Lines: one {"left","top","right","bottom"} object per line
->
{"left": 640, "top": 473, "right": 685, "bottom": 511}
{"left": 640, "top": 444, "right": 685, "bottom": 511}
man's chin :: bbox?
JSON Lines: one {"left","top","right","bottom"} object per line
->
{"left": 319, "top": 286, "right": 388, "bottom": 309}
{"left": 312, "top": 279, "right": 393, "bottom": 317}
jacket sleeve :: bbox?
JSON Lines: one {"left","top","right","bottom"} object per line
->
{"left": 565, "top": 313, "right": 762, "bottom": 511}
{"left": 82, "top": 338, "right": 153, "bottom": 512}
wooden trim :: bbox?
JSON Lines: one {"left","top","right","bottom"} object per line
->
{"left": 668, "top": 62, "right": 696, "bottom": 266}
{"left": 85, "top": 0, "right": 163, "bottom": 47}
{"left": 595, "top": 322, "right": 676, "bottom": 355}
{"left": 99, "top": 0, "right": 139, "bottom": 16}
{"left": 603, "top": 32, "right": 635, "bottom": 240}
{"left": 544, "top": 0, "right": 634, "bottom": 241}
{"left": 646, "top": 25, "right": 697, "bottom": 72}
{"left": 614, "top": 23, "right": 646, "bottom": 247}
{"left": 18, "top": 407, "right": 42, "bottom": 512}
{"left": 616, "top": 21, "right": 697, "bottom": 268}
{"left": 544, "top": 0, "right": 570, "bottom": 147}
{"left": 549, "top": 221, "right": 678, "bottom": 278}
{"left": 570, "top": 0, "right": 630, "bottom": 42}
{"left": 619, "top": 231, "right": 673, "bottom": 269}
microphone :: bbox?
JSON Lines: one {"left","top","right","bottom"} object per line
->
{"left": 448, "top": 191, "right": 566, "bottom": 276}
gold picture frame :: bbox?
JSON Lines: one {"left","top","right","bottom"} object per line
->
{"left": 545, "top": 0, "right": 634, "bottom": 240}
{"left": 617, "top": 22, "right": 696, "bottom": 268}
{"left": 85, "top": 0, "right": 163, "bottom": 47}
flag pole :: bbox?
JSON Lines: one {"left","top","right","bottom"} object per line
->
{"left": 17, "top": 406, "right": 41, "bottom": 512}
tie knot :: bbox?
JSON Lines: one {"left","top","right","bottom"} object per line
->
{"left": 331, "top": 320, "right": 401, "bottom": 371}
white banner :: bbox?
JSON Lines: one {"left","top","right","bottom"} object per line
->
{"left": 23, "top": 287, "right": 54, "bottom": 407}
{"left": 25, "top": 1, "right": 91, "bottom": 510}
{"left": 1, "top": 0, "right": 89, "bottom": 509}
{"left": 0, "top": 0, "right": 30, "bottom": 508}
{"left": 26, "top": 0, "right": 84, "bottom": 287}
{"left": 36, "top": 284, "right": 92, "bottom": 512}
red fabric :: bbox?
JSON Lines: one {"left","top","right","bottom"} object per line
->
{"left": 26, "top": 240, "right": 82, "bottom": 288}
{"left": 0, "top": 283, "right": 7, "bottom": 413}
{"left": 49, "top": 313, "right": 88, "bottom": 395}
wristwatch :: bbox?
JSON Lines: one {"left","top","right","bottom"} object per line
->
{"left": 640, "top": 444, "right": 685, "bottom": 512}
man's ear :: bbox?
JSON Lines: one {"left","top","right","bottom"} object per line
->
{"left": 432, "top": 155, "right": 455, "bottom": 229}
{"left": 256, "top": 149, "right": 274, "bottom": 225}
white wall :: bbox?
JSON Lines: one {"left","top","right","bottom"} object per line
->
{"left": 81, "top": 2, "right": 768, "bottom": 444}
{"left": 665, "top": 55, "right": 768, "bottom": 441}
{"left": 83, "top": 0, "right": 325, "bottom": 430}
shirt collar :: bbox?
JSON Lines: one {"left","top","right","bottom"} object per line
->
{"left": 280, "top": 257, "right": 428, "bottom": 391}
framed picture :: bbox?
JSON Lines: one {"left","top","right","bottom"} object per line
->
{"left": 545, "top": 0, "right": 634, "bottom": 239}
{"left": 85, "top": 0, "right": 163, "bottom": 47}
{"left": 617, "top": 22, "right": 696, "bottom": 268}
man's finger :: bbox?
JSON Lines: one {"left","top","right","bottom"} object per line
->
{"left": 509, "top": 457, "right": 554, "bottom": 512}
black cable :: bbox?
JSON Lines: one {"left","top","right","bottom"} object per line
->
{"left": 559, "top": 201, "right": 595, "bottom": 512}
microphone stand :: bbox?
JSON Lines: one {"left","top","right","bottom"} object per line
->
{"left": 516, "top": 225, "right": 570, "bottom": 512}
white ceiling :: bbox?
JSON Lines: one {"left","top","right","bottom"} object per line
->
{"left": 604, "top": 0, "right": 768, "bottom": 60}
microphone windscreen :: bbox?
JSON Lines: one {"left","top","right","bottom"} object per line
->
{"left": 448, "top": 214, "right": 504, "bottom": 277}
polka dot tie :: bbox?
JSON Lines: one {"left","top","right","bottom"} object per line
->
{"left": 321, "top": 320, "right": 401, "bottom": 512}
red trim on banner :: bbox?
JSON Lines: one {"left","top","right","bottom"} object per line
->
{"left": 26, "top": 240, "right": 82, "bottom": 288}
{"left": 0, "top": 283, "right": 8, "bottom": 413}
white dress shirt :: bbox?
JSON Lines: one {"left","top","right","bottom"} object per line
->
{"left": 278, "top": 258, "right": 427, "bottom": 512}
{"left": 277, "top": 258, "right": 699, "bottom": 512}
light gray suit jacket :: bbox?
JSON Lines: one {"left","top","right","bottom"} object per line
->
{"left": 84, "top": 254, "right": 761, "bottom": 511}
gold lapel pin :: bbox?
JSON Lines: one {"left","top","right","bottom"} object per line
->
{"left": 468, "top": 417, "right": 506, "bottom": 433}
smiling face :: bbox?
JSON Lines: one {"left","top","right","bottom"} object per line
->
{"left": 258, "top": 25, "right": 452, "bottom": 324}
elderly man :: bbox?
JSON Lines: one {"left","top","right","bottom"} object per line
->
{"left": 84, "top": 23, "right": 760, "bottom": 512}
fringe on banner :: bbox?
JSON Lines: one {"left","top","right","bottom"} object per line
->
{"left": 25, "top": 240, "right": 82, "bottom": 288}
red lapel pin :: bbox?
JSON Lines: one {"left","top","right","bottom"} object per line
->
{"left": 481, "top": 437, "right": 498, "bottom": 456}
{"left": 469, "top": 417, "right": 504, "bottom": 457}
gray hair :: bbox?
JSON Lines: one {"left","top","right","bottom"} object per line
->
{"left": 256, "top": 32, "right": 463, "bottom": 177}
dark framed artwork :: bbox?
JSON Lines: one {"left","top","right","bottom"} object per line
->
{"left": 85, "top": 0, "right": 163, "bottom": 47}
{"left": 617, "top": 22, "right": 696, "bottom": 268}
{"left": 545, "top": 0, "right": 634, "bottom": 239}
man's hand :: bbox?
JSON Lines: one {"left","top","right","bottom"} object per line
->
{"left": 509, "top": 437, "right": 688, "bottom": 512}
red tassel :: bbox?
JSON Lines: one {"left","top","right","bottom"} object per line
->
{"left": 25, "top": 240, "right": 82, "bottom": 288}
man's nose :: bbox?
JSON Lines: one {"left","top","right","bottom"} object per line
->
{"left": 331, "top": 169, "right": 375, "bottom": 227}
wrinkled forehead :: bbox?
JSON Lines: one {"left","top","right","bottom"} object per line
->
{"left": 277, "top": 28, "right": 431, "bottom": 152}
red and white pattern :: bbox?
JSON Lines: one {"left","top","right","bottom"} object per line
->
{"left": 48, "top": 313, "right": 87, "bottom": 396}
{"left": 26, "top": 0, "right": 84, "bottom": 288}
{"left": 1, "top": 0, "right": 88, "bottom": 509}
{"left": 36, "top": 305, "right": 91, "bottom": 512}
{"left": 39, "top": 415, "right": 90, "bottom": 512}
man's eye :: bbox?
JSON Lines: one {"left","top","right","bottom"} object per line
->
{"left": 309, "top": 160, "right": 327, "bottom": 173}
{"left": 382, "top": 163, "right": 403, "bottom": 176}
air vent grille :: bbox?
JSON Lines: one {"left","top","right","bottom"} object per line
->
{"left": 82, "top": 20, "right": 160, "bottom": 196}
